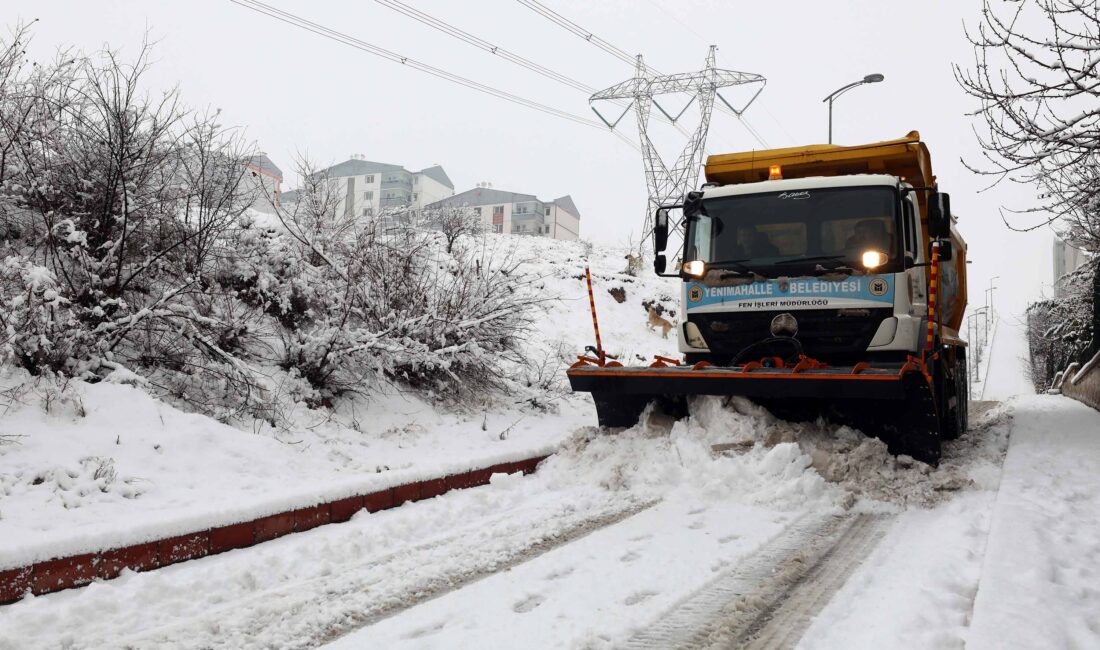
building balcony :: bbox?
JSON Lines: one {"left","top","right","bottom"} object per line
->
{"left": 512, "top": 201, "right": 547, "bottom": 216}
{"left": 381, "top": 178, "right": 413, "bottom": 191}
{"left": 380, "top": 196, "right": 411, "bottom": 208}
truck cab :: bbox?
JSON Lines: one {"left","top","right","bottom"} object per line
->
{"left": 675, "top": 174, "right": 935, "bottom": 367}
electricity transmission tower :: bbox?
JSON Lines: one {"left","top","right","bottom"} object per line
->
{"left": 590, "top": 46, "right": 765, "bottom": 253}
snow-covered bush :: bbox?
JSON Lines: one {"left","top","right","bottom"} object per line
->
{"left": 0, "top": 24, "right": 546, "bottom": 424}
{"left": 252, "top": 162, "right": 543, "bottom": 404}
{"left": 1027, "top": 259, "right": 1097, "bottom": 390}
{"left": 0, "top": 257, "right": 88, "bottom": 373}
{"left": 422, "top": 204, "right": 484, "bottom": 254}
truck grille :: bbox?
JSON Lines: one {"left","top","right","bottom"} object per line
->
{"left": 688, "top": 308, "right": 892, "bottom": 360}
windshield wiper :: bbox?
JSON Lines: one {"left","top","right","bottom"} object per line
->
{"left": 704, "top": 258, "right": 755, "bottom": 273}
{"left": 775, "top": 254, "right": 846, "bottom": 266}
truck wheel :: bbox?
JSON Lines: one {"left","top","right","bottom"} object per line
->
{"left": 938, "top": 352, "right": 965, "bottom": 441}
{"left": 880, "top": 372, "right": 942, "bottom": 465}
{"left": 957, "top": 354, "right": 969, "bottom": 436}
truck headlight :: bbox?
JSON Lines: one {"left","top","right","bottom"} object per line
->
{"left": 682, "top": 260, "right": 706, "bottom": 278}
{"left": 861, "top": 250, "right": 888, "bottom": 269}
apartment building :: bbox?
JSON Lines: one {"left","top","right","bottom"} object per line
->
{"left": 1054, "top": 236, "right": 1091, "bottom": 297}
{"left": 425, "top": 187, "right": 580, "bottom": 240}
{"left": 311, "top": 158, "right": 454, "bottom": 221}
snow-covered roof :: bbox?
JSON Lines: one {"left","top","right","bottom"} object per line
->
{"left": 247, "top": 154, "right": 283, "bottom": 181}
{"left": 552, "top": 195, "right": 580, "bottom": 219}
{"left": 426, "top": 188, "right": 579, "bottom": 218}
{"left": 418, "top": 165, "right": 454, "bottom": 189}
{"left": 317, "top": 160, "right": 454, "bottom": 189}
{"left": 320, "top": 159, "right": 406, "bottom": 178}
{"left": 427, "top": 187, "right": 539, "bottom": 209}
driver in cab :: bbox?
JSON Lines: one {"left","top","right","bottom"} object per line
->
{"left": 845, "top": 219, "right": 891, "bottom": 253}
{"left": 735, "top": 225, "right": 779, "bottom": 257}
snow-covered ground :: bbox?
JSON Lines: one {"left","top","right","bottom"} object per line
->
{"left": 3, "top": 238, "right": 1099, "bottom": 650}
{"left": 0, "top": 235, "right": 677, "bottom": 569}
{"left": 979, "top": 317, "right": 1035, "bottom": 401}
{"left": 966, "top": 394, "right": 1100, "bottom": 649}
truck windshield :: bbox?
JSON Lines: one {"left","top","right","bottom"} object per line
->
{"left": 685, "top": 186, "right": 900, "bottom": 276}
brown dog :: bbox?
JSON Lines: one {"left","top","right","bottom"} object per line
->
{"left": 647, "top": 307, "right": 674, "bottom": 338}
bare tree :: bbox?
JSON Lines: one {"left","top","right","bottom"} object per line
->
{"left": 956, "top": 0, "right": 1100, "bottom": 248}
{"left": 423, "top": 203, "right": 484, "bottom": 253}
{"left": 1, "top": 23, "right": 553, "bottom": 422}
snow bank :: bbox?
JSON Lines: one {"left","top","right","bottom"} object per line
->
{"left": 794, "top": 403, "right": 1013, "bottom": 650}
{"left": 0, "top": 371, "right": 567, "bottom": 570}
{"left": 0, "top": 234, "right": 679, "bottom": 570}
{"left": 966, "top": 394, "right": 1100, "bottom": 650}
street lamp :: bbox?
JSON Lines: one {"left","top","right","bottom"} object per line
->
{"left": 823, "top": 73, "right": 885, "bottom": 144}
{"left": 986, "top": 275, "right": 1000, "bottom": 320}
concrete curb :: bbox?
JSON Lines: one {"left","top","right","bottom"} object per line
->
{"left": 0, "top": 455, "right": 548, "bottom": 604}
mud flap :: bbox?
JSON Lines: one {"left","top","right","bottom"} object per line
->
{"left": 591, "top": 392, "right": 687, "bottom": 428}
{"left": 591, "top": 392, "right": 652, "bottom": 428}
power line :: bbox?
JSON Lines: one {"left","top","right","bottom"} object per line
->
{"left": 228, "top": 0, "right": 639, "bottom": 151}
{"left": 376, "top": 0, "right": 594, "bottom": 94}
{"left": 641, "top": 0, "right": 709, "bottom": 47}
{"left": 515, "top": 0, "right": 770, "bottom": 148}
{"left": 374, "top": 0, "right": 692, "bottom": 139}
{"left": 515, "top": 0, "right": 638, "bottom": 68}
{"left": 638, "top": 0, "right": 791, "bottom": 146}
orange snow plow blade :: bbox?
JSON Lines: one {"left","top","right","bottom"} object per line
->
{"left": 567, "top": 355, "right": 942, "bottom": 464}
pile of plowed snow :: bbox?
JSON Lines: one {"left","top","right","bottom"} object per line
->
{"left": 542, "top": 396, "right": 1011, "bottom": 511}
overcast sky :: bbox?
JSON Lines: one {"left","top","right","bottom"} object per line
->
{"left": 8, "top": 0, "right": 1058, "bottom": 320}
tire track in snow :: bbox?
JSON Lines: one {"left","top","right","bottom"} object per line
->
{"left": 621, "top": 513, "right": 893, "bottom": 650}
{"left": 93, "top": 493, "right": 659, "bottom": 650}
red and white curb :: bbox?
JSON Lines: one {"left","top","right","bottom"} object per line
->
{"left": 0, "top": 455, "right": 548, "bottom": 604}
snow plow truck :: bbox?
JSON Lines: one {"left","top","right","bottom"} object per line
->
{"left": 568, "top": 131, "right": 968, "bottom": 465}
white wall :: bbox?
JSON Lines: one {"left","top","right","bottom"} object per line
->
{"left": 551, "top": 205, "right": 580, "bottom": 241}
{"left": 413, "top": 174, "right": 453, "bottom": 211}
{"left": 242, "top": 168, "right": 281, "bottom": 215}
{"left": 331, "top": 174, "right": 382, "bottom": 219}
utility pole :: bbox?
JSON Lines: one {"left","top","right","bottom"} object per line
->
{"left": 589, "top": 47, "right": 765, "bottom": 254}
{"left": 986, "top": 275, "right": 999, "bottom": 341}
{"left": 988, "top": 276, "right": 999, "bottom": 316}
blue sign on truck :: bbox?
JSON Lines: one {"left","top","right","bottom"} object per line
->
{"left": 684, "top": 275, "right": 894, "bottom": 311}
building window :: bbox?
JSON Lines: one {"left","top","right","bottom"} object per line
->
{"left": 545, "top": 207, "right": 551, "bottom": 216}
{"left": 474, "top": 207, "right": 482, "bottom": 216}
{"left": 493, "top": 205, "right": 504, "bottom": 216}
{"left": 412, "top": 193, "right": 418, "bottom": 201}
{"left": 364, "top": 191, "right": 373, "bottom": 201}
{"left": 494, "top": 224, "right": 503, "bottom": 233}
{"left": 362, "top": 207, "right": 372, "bottom": 217}
{"left": 365, "top": 175, "right": 374, "bottom": 183}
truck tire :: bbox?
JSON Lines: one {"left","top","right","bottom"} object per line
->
{"left": 939, "top": 348, "right": 967, "bottom": 441}
{"left": 876, "top": 372, "right": 942, "bottom": 465}
{"left": 957, "top": 353, "right": 969, "bottom": 436}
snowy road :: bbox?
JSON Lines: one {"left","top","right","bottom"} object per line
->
{"left": 5, "top": 319, "right": 1099, "bottom": 650}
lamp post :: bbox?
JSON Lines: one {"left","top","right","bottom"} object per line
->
{"left": 986, "top": 275, "right": 1000, "bottom": 326}
{"left": 823, "top": 73, "right": 884, "bottom": 144}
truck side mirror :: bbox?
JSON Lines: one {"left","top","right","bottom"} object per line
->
{"left": 937, "top": 240, "right": 953, "bottom": 261}
{"left": 654, "top": 254, "right": 666, "bottom": 274}
{"left": 928, "top": 191, "right": 951, "bottom": 238}
{"left": 654, "top": 208, "right": 669, "bottom": 254}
